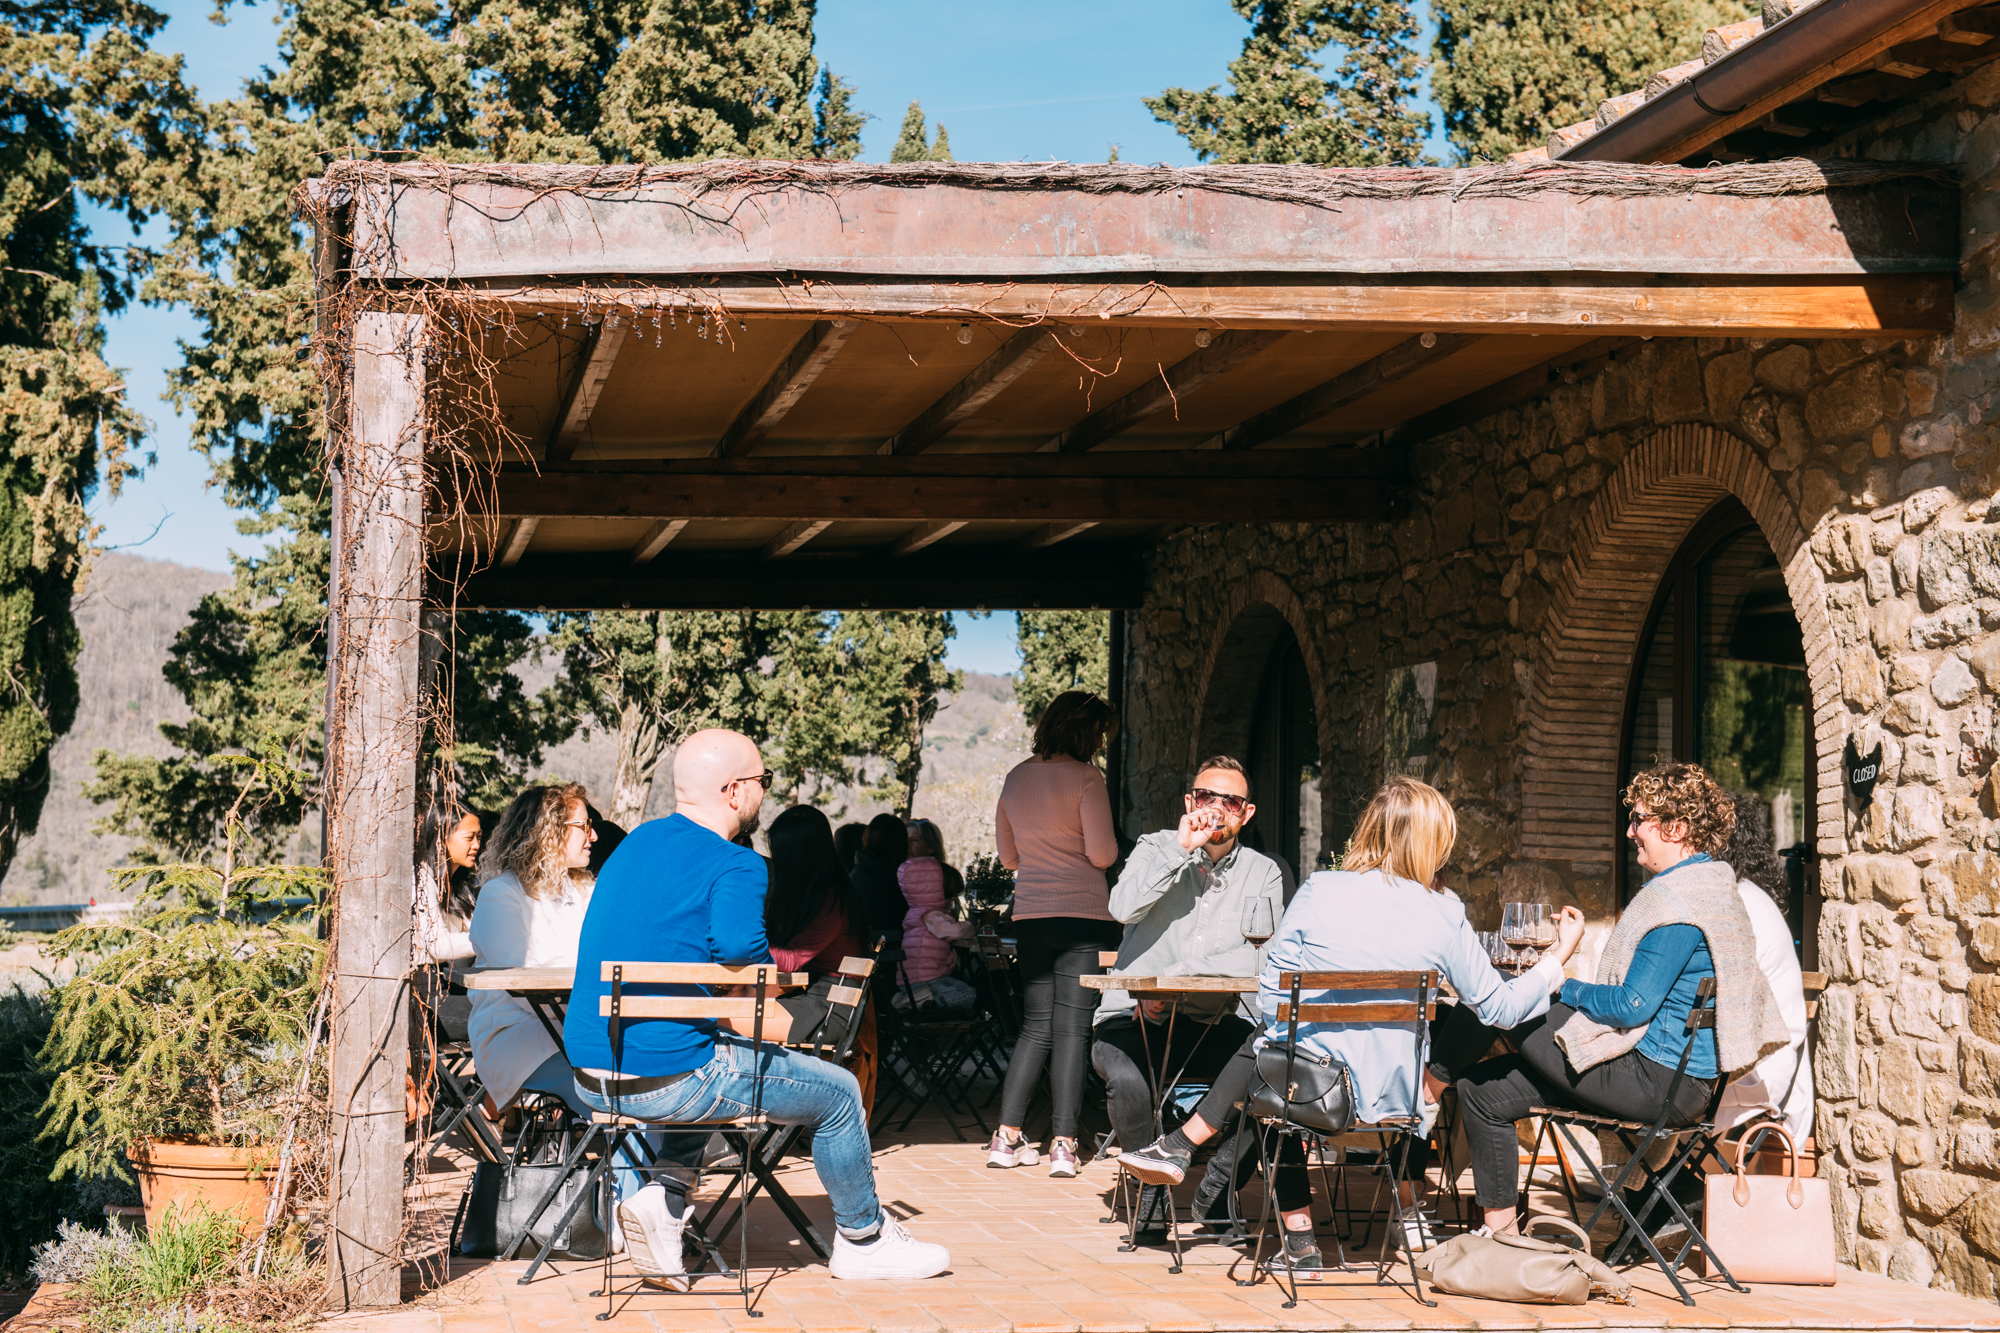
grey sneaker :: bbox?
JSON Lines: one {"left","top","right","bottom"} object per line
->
{"left": 1118, "top": 1135, "right": 1191, "bottom": 1186}
{"left": 1263, "top": 1234, "right": 1326, "bottom": 1281}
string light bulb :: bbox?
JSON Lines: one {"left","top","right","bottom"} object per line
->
{"left": 956, "top": 323, "right": 973, "bottom": 344}
{"left": 1194, "top": 329, "right": 1214, "bottom": 348}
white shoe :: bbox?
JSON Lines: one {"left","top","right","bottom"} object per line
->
{"left": 829, "top": 1217, "right": 951, "bottom": 1280}
{"left": 617, "top": 1185, "right": 688, "bottom": 1292}
{"left": 986, "top": 1131, "right": 1040, "bottom": 1168}
{"left": 1398, "top": 1207, "right": 1440, "bottom": 1252}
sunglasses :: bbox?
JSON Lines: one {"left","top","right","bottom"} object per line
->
{"left": 1190, "top": 788, "right": 1249, "bottom": 816}
{"left": 722, "top": 770, "right": 776, "bottom": 794}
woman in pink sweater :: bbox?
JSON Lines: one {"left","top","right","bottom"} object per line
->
{"left": 898, "top": 820, "right": 974, "bottom": 1007}
{"left": 989, "top": 690, "right": 1121, "bottom": 1177}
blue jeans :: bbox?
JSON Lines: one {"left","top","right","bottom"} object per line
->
{"left": 517, "top": 1053, "right": 700, "bottom": 1202}
{"left": 572, "top": 1034, "right": 882, "bottom": 1238}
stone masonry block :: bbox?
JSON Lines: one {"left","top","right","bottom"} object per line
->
{"left": 1850, "top": 855, "right": 1924, "bottom": 907}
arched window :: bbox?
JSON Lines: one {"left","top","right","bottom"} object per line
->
{"left": 1619, "top": 498, "right": 1813, "bottom": 947}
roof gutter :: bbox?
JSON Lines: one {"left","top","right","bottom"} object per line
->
{"left": 1559, "top": 0, "right": 1953, "bottom": 164}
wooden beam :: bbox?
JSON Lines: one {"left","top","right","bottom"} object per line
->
{"left": 884, "top": 327, "right": 1056, "bottom": 455}
{"left": 476, "top": 458, "right": 1400, "bottom": 525}
{"left": 329, "top": 313, "right": 422, "bottom": 1309}
{"left": 1213, "top": 334, "right": 1476, "bottom": 450}
{"left": 891, "top": 520, "right": 966, "bottom": 556}
{"left": 499, "top": 516, "right": 539, "bottom": 567}
{"left": 444, "top": 551, "right": 1148, "bottom": 611}
{"left": 471, "top": 272, "right": 1955, "bottom": 338}
{"left": 764, "top": 519, "right": 832, "bottom": 559}
{"left": 1051, "top": 330, "right": 1287, "bottom": 453}
{"left": 631, "top": 518, "right": 688, "bottom": 564}
{"left": 545, "top": 322, "right": 627, "bottom": 462}
{"left": 1018, "top": 521, "right": 1099, "bottom": 550}
{"left": 717, "top": 320, "right": 853, "bottom": 458}
{"left": 1381, "top": 337, "right": 1638, "bottom": 450}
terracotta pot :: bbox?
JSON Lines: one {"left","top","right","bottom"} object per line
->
{"left": 129, "top": 1139, "right": 277, "bottom": 1235}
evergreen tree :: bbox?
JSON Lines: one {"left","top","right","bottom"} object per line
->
{"left": 832, "top": 612, "right": 958, "bottom": 817}
{"left": 0, "top": 0, "right": 197, "bottom": 880}
{"left": 93, "top": 0, "right": 872, "bottom": 859}
{"left": 1015, "top": 612, "right": 1109, "bottom": 731}
{"left": 1147, "top": 0, "right": 1428, "bottom": 166}
{"left": 929, "top": 122, "right": 952, "bottom": 161}
{"left": 890, "top": 101, "right": 931, "bottom": 162}
{"left": 1431, "top": 0, "right": 1753, "bottom": 162}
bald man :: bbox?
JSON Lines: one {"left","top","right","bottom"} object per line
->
{"left": 564, "top": 729, "right": 949, "bottom": 1285}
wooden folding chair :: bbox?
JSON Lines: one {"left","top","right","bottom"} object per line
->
{"left": 1246, "top": 970, "right": 1439, "bottom": 1309}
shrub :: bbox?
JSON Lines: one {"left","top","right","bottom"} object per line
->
{"left": 30, "top": 1219, "right": 139, "bottom": 1286}
{"left": 0, "top": 985, "right": 64, "bottom": 1281}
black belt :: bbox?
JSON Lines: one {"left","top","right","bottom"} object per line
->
{"left": 575, "top": 1069, "right": 692, "bottom": 1096}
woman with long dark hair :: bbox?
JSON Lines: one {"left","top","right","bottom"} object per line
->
{"left": 765, "top": 805, "right": 874, "bottom": 1107}
{"left": 988, "top": 690, "right": 1122, "bottom": 1178}
{"left": 414, "top": 797, "right": 482, "bottom": 965}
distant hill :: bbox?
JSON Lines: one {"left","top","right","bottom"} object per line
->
{"left": 2, "top": 556, "right": 1030, "bottom": 903}
{"left": 2, "top": 554, "right": 229, "bottom": 905}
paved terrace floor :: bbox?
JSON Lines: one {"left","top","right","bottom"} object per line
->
{"left": 305, "top": 1106, "right": 2000, "bottom": 1333}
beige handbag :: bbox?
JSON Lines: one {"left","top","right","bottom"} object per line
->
{"left": 1414, "top": 1217, "right": 1633, "bottom": 1305}
{"left": 1701, "top": 1124, "right": 1837, "bottom": 1285}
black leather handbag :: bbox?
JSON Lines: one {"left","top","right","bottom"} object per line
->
{"left": 458, "top": 1099, "right": 609, "bottom": 1260}
{"left": 1247, "top": 1044, "right": 1357, "bottom": 1135}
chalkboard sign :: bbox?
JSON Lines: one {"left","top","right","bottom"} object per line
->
{"left": 1846, "top": 735, "right": 1882, "bottom": 806}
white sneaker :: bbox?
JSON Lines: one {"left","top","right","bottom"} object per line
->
{"left": 1398, "top": 1207, "right": 1440, "bottom": 1253}
{"left": 617, "top": 1184, "right": 688, "bottom": 1292}
{"left": 986, "top": 1131, "right": 1041, "bottom": 1168}
{"left": 829, "top": 1217, "right": 951, "bottom": 1280}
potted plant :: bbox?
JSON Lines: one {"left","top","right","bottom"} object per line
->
{"left": 38, "top": 755, "right": 326, "bottom": 1235}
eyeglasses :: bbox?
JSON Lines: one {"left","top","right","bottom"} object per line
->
{"left": 1627, "top": 812, "right": 1657, "bottom": 829}
{"left": 1190, "top": 788, "right": 1249, "bottom": 816}
{"left": 722, "top": 770, "right": 775, "bottom": 794}
{"left": 562, "top": 819, "right": 593, "bottom": 832}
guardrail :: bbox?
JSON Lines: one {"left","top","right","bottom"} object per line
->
{"left": 0, "top": 897, "right": 318, "bottom": 934}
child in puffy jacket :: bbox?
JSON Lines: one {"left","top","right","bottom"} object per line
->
{"left": 898, "top": 819, "right": 975, "bottom": 1010}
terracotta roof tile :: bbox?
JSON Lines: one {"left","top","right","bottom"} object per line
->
{"left": 1704, "top": 17, "right": 1763, "bottom": 63}
{"left": 1547, "top": 118, "right": 1596, "bottom": 155}
{"left": 1644, "top": 58, "right": 1705, "bottom": 100}
{"left": 1508, "top": 145, "right": 1552, "bottom": 163}
{"left": 1595, "top": 89, "right": 1648, "bottom": 128}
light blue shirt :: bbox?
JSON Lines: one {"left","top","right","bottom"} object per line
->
{"left": 1258, "top": 867, "right": 1562, "bottom": 1125}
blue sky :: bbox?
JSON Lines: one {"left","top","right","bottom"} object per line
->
{"left": 83, "top": 0, "right": 1450, "bottom": 675}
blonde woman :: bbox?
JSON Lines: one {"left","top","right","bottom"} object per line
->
{"left": 1119, "top": 776, "right": 1584, "bottom": 1274}
{"left": 467, "top": 783, "right": 597, "bottom": 1116}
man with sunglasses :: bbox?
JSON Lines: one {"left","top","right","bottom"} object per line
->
{"left": 1092, "top": 755, "right": 1289, "bottom": 1241}
{"left": 564, "top": 728, "right": 950, "bottom": 1285}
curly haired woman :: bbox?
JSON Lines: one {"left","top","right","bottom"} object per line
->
{"left": 1451, "top": 762, "right": 1790, "bottom": 1237}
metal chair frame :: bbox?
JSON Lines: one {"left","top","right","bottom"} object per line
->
{"left": 1244, "top": 970, "right": 1439, "bottom": 1310}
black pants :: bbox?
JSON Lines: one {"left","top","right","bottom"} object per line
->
{"left": 1454, "top": 1003, "right": 1716, "bottom": 1208}
{"left": 1092, "top": 1010, "right": 1256, "bottom": 1152}
{"left": 998, "top": 917, "right": 1123, "bottom": 1139}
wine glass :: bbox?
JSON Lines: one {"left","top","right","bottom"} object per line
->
{"left": 1242, "top": 897, "right": 1277, "bottom": 946}
{"left": 1530, "top": 904, "right": 1557, "bottom": 952}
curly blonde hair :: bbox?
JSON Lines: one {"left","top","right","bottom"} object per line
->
{"left": 1624, "top": 763, "right": 1735, "bottom": 856}
{"left": 1345, "top": 776, "right": 1457, "bottom": 890}
{"left": 479, "top": 783, "right": 589, "bottom": 901}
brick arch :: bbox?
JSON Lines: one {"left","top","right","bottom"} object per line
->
{"left": 1190, "top": 570, "right": 1333, "bottom": 794}
{"left": 1516, "top": 424, "right": 1841, "bottom": 901}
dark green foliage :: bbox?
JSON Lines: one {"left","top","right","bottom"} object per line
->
{"left": 431, "top": 611, "right": 573, "bottom": 813}
{"left": 1015, "top": 611, "right": 1109, "bottom": 729}
{"left": 830, "top": 612, "right": 959, "bottom": 815}
{"left": 0, "top": 986, "right": 62, "bottom": 1282}
{"left": 888, "top": 100, "right": 951, "bottom": 162}
{"left": 814, "top": 69, "right": 866, "bottom": 159}
{"left": 1430, "top": 0, "right": 1754, "bottom": 162}
{"left": 1147, "top": 0, "right": 1428, "bottom": 165}
{"left": 0, "top": 0, "right": 200, "bottom": 881}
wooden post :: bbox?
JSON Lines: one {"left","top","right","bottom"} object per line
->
{"left": 327, "top": 311, "right": 424, "bottom": 1309}
{"left": 1107, "top": 609, "right": 1127, "bottom": 841}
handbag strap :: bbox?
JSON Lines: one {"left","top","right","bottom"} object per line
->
{"left": 1733, "top": 1122, "right": 1805, "bottom": 1208}
{"left": 1521, "top": 1215, "right": 1590, "bottom": 1251}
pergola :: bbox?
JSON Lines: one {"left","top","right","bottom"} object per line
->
{"left": 308, "top": 156, "right": 1956, "bottom": 1306}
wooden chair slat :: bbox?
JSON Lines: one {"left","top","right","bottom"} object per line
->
{"left": 836, "top": 957, "right": 876, "bottom": 977}
{"left": 598, "top": 996, "right": 770, "bottom": 1020}
{"left": 828, "top": 984, "right": 864, "bottom": 1007}
{"left": 1098, "top": 951, "right": 1120, "bottom": 967}
{"left": 1277, "top": 970, "right": 1434, "bottom": 990}
{"left": 1277, "top": 1000, "right": 1433, "bottom": 1024}
{"left": 599, "top": 961, "right": 808, "bottom": 987}
{"left": 591, "top": 1111, "right": 769, "bottom": 1127}
{"left": 1800, "top": 971, "right": 1828, "bottom": 993}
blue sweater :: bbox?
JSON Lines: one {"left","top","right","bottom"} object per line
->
{"left": 563, "top": 814, "right": 772, "bottom": 1077}
{"left": 1559, "top": 857, "right": 1720, "bottom": 1078}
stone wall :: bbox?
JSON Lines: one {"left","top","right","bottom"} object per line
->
{"left": 1120, "top": 61, "right": 2000, "bottom": 1297}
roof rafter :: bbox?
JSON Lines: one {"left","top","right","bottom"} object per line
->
{"left": 1213, "top": 334, "right": 1476, "bottom": 450}
{"left": 883, "top": 327, "right": 1056, "bottom": 455}
{"left": 1049, "top": 330, "right": 1288, "bottom": 453}
{"left": 716, "top": 320, "right": 854, "bottom": 458}
{"left": 545, "top": 323, "right": 627, "bottom": 462}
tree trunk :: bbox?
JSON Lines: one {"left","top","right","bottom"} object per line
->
{"left": 607, "top": 698, "right": 667, "bottom": 829}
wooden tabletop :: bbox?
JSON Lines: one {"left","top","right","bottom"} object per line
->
{"left": 1080, "top": 974, "right": 1259, "bottom": 993}
{"left": 462, "top": 966, "right": 574, "bottom": 992}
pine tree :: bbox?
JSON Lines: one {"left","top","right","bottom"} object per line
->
{"left": 0, "top": 0, "right": 197, "bottom": 880}
{"left": 832, "top": 612, "right": 959, "bottom": 817}
{"left": 1431, "top": 0, "right": 1753, "bottom": 162}
{"left": 97, "top": 0, "right": 871, "bottom": 858}
{"left": 890, "top": 101, "right": 931, "bottom": 162}
{"left": 929, "top": 123, "right": 952, "bottom": 161}
{"left": 1147, "top": 0, "right": 1428, "bottom": 166}
{"left": 1015, "top": 612, "right": 1109, "bottom": 731}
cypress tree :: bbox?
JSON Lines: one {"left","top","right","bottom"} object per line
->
{"left": 1431, "top": 0, "right": 1753, "bottom": 162}
{"left": 890, "top": 101, "right": 931, "bottom": 162}
{"left": 1147, "top": 0, "right": 1428, "bottom": 166}
{"left": 815, "top": 69, "right": 866, "bottom": 159}
{"left": 930, "top": 122, "right": 953, "bottom": 161}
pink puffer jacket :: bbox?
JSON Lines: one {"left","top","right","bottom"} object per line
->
{"left": 898, "top": 857, "right": 956, "bottom": 985}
